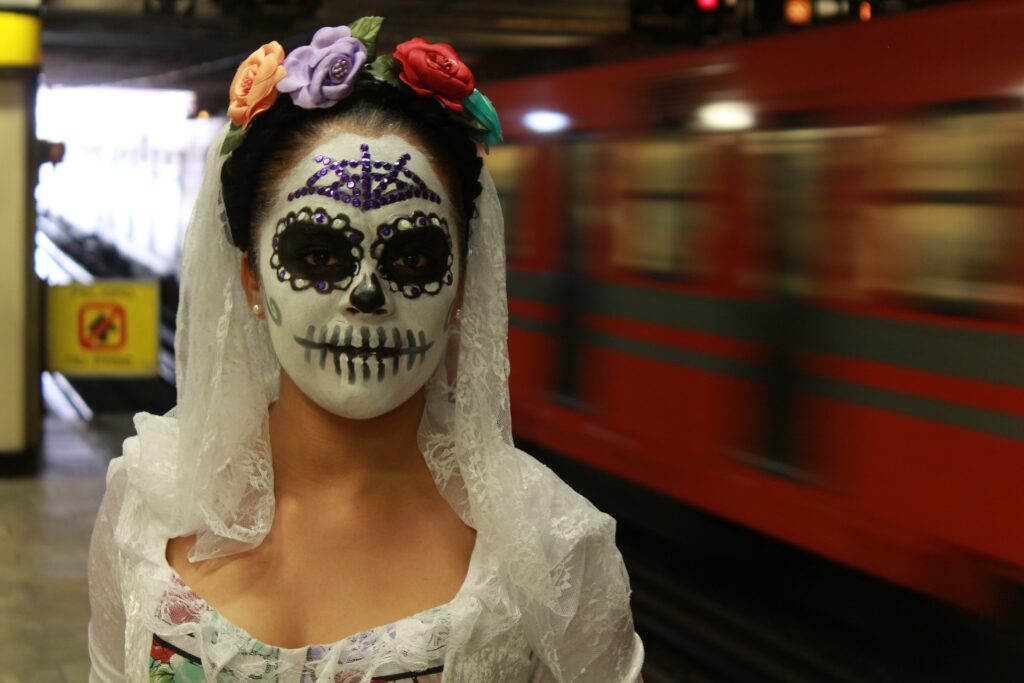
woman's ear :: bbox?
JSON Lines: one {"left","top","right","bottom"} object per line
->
{"left": 240, "top": 251, "right": 261, "bottom": 307}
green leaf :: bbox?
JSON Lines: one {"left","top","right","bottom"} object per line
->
{"left": 219, "top": 125, "right": 246, "bottom": 156}
{"left": 462, "top": 89, "right": 503, "bottom": 148}
{"left": 366, "top": 54, "right": 401, "bottom": 88}
{"left": 450, "top": 106, "right": 490, "bottom": 136}
{"left": 349, "top": 16, "right": 384, "bottom": 61}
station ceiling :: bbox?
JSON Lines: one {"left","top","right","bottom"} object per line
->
{"left": 41, "top": 0, "right": 636, "bottom": 112}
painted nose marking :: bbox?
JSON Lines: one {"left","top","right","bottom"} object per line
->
{"left": 350, "top": 273, "right": 385, "bottom": 313}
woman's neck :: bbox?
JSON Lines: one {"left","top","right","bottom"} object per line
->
{"left": 268, "top": 371, "right": 432, "bottom": 502}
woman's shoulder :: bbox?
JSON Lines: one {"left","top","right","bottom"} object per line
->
{"left": 496, "top": 448, "right": 642, "bottom": 681}
{"left": 94, "top": 411, "right": 183, "bottom": 557}
{"left": 508, "top": 446, "right": 618, "bottom": 546}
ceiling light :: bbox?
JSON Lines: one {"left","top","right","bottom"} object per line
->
{"left": 523, "top": 110, "right": 570, "bottom": 134}
{"left": 696, "top": 101, "right": 755, "bottom": 131}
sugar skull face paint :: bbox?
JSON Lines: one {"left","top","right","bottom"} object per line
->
{"left": 255, "top": 132, "right": 460, "bottom": 420}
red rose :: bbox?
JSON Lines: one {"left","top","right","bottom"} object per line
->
{"left": 150, "top": 640, "right": 174, "bottom": 663}
{"left": 393, "top": 37, "right": 475, "bottom": 111}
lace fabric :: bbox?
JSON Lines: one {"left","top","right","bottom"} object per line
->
{"left": 87, "top": 123, "right": 644, "bottom": 681}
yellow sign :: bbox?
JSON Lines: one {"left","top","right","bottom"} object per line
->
{"left": 0, "top": 12, "right": 40, "bottom": 68}
{"left": 47, "top": 280, "right": 160, "bottom": 377}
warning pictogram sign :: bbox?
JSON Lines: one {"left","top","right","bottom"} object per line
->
{"left": 77, "top": 302, "right": 127, "bottom": 351}
{"left": 48, "top": 281, "right": 159, "bottom": 377}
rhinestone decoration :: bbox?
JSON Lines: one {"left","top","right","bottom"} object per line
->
{"left": 286, "top": 144, "right": 442, "bottom": 211}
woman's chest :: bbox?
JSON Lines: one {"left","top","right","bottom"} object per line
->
{"left": 167, "top": 526, "right": 474, "bottom": 649}
{"left": 149, "top": 569, "right": 539, "bottom": 682}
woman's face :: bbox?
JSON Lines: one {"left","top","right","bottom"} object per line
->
{"left": 254, "top": 130, "right": 460, "bottom": 419}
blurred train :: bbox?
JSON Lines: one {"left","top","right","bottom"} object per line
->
{"left": 484, "top": 0, "right": 1024, "bottom": 618}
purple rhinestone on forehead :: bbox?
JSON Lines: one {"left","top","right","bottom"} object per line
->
{"left": 314, "top": 280, "right": 328, "bottom": 292}
{"left": 285, "top": 144, "right": 443, "bottom": 212}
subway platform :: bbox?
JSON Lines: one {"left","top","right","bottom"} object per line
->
{"left": 4, "top": 414, "right": 1023, "bottom": 682}
{"left": 0, "top": 415, "right": 132, "bottom": 683}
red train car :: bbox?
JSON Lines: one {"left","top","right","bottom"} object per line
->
{"left": 484, "top": 0, "right": 1024, "bottom": 616}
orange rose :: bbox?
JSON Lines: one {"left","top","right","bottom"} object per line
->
{"left": 228, "top": 41, "right": 287, "bottom": 129}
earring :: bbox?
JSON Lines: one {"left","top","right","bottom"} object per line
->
{"left": 252, "top": 303, "right": 263, "bottom": 317}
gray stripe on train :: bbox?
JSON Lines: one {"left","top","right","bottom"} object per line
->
{"left": 509, "top": 315, "right": 1024, "bottom": 443}
{"left": 510, "top": 314, "right": 763, "bottom": 382}
{"left": 507, "top": 271, "right": 766, "bottom": 340}
{"left": 507, "top": 271, "right": 1024, "bottom": 388}
{"left": 801, "top": 309, "right": 1024, "bottom": 388}
{"left": 804, "top": 376, "right": 1024, "bottom": 443}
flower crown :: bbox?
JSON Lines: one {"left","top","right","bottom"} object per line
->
{"left": 221, "top": 17, "right": 501, "bottom": 157}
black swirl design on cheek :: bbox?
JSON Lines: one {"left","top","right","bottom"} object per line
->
{"left": 268, "top": 208, "right": 364, "bottom": 294}
{"left": 369, "top": 212, "right": 455, "bottom": 300}
{"left": 266, "top": 297, "right": 283, "bottom": 327}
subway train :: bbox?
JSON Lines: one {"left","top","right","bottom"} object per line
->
{"left": 482, "top": 0, "right": 1024, "bottom": 618}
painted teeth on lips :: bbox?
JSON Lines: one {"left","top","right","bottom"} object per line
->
{"left": 293, "top": 324, "right": 432, "bottom": 359}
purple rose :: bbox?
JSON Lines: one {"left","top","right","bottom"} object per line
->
{"left": 277, "top": 26, "right": 367, "bottom": 109}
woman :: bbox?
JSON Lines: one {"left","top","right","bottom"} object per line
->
{"left": 88, "top": 18, "right": 644, "bottom": 682}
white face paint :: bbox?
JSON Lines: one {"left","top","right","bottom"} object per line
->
{"left": 255, "top": 131, "right": 460, "bottom": 419}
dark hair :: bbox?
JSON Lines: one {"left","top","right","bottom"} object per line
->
{"left": 221, "top": 80, "right": 483, "bottom": 255}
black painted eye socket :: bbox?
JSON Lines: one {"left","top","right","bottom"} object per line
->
{"left": 378, "top": 227, "right": 450, "bottom": 286}
{"left": 277, "top": 223, "right": 359, "bottom": 282}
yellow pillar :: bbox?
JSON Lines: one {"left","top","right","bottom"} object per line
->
{"left": 0, "top": 6, "right": 41, "bottom": 475}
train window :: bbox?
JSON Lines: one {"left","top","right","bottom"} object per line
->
{"left": 873, "top": 110, "right": 1020, "bottom": 194}
{"left": 603, "top": 138, "right": 716, "bottom": 280}
{"left": 484, "top": 145, "right": 532, "bottom": 261}
{"left": 869, "top": 204, "right": 1015, "bottom": 313}
{"left": 855, "top": 109, "right": 1024, "bottom": 317}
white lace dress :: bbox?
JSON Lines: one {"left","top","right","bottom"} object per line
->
{"left": 88, "top": 430, "right": 644, "bottom": 682}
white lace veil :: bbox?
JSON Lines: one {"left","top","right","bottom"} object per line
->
{"left": 113, "top": 122, "right": 641, "bottom": 681}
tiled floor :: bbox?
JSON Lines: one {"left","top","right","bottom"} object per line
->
{"left": 0, "top": 415, "right": 133, "bottom": 683}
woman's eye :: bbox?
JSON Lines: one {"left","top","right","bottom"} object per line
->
{"left": 396, "top": 253, "right": 428, "bottom": 269}
{"left": 377, "top": 227, "right": 449, "bottom": 285}
{"left": 304, "top": 250, "right": 339, "bottom": 267}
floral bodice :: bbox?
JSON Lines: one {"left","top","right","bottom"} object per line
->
{"left": 148, "top": 574, "right": 449, "bottom": 682}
